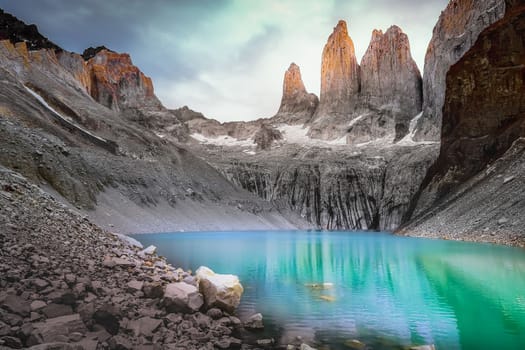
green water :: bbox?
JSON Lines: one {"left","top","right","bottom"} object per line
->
{"left": 133, "top": 231, "right": 525, "bottom": 349}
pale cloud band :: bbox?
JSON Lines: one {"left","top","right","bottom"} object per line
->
{"left": 0, "top": 0, "right": 448, "bottom": 121}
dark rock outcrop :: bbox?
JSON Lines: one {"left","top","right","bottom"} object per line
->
{"left": 254, "top": 124, "right": 282, "bottom": 150}
{"left": 414, "top": 0, "right": 506, "bottom": 141}
{"left": 171, "top": 106, "right": 206, "bottom": 122}
{"left": 81, "top": 46, "right": 114, "bottom": 61}
{"left": 272, "top": 63, "right": 319, "bottom": 125}
{"left": 404, "top": 1, "right": 525, "bottom": 246}
{"left": 359, "top": 26, "right": 422, "bottom": 141}
{"left": 0, "top": 9, "right": 60, "bottom": 51}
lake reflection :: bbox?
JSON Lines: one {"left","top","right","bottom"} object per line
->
{"left": 134, "top": 231, "right": 525, "bottom": 349}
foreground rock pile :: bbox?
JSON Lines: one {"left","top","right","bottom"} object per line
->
{"left": 0, "top": 166, "right": 258, "bottom": 349}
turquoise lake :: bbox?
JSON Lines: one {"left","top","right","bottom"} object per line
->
{"left": 133, "top": 231, "right": 525, "bottom": 349}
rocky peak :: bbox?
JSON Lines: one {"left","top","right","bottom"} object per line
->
{"left": 359, "top": 25, "right": 422, "bottom": 140}
{"left": 414, "top": 0, "right": 506, "bottom": 141}
{"left": 282, "top": 63, "right": 306, "bottom": 98}
{"left": 0, "top": 9, "right": 60, "bottom": 51}
{"left": 85, "top": 49, "right": 157, "bottom": 111}
{"left": 273, "top": 63, "right": 318, "bottom": 124}
{"left": 81, "top": 46, "right": 115, "bottom": 61}
{"left": 316, "top": 19, "right": 360, "bottom": 117}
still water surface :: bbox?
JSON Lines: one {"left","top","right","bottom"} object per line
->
{"left": 133, "top": 231, "right": 525, "bottom": 349}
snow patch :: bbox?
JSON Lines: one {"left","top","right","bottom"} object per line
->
{"left": 348, "top": 114, "right": 365, "bottom": 128}
{"left": 24, "top": 86, "right": 73, "bottom": 123}
{"left": 397, "top": 112, "right": 439, "bottom": 146}
{"left": 277, "top": 124, "right": 347, "bottom": 146}
{"left": 191, "top": 133, "right": 255, "bottom": 147}
{"left": 24, "top": 85, "right": 108, "bottom": 144}
{"left": 243, "top": 150, "right": 256, "bottom": 155}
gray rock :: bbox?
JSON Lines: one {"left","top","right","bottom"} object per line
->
{"left": 142, "top": 283, "right": 163, "bottom": 299}
{"left": 27, "top": 343, "right": 81, "bottom": 350}
{"left": 68, "top": 332, "right": 83, "bottom": 342}
{"left": 206, "top": 308, "right": 223, "bottom": 320}
{"left": 31, "top": 300, "right": 47, "bottom": 311}
{"left": 126, "top": 280, "right": 144, "bottom": 293}
{"left": 243, "top": 313, "right": 264, "bottom": 329}
{"left": 33, "top": 314, "right": 87, "bottom": 343}
{"left": 92, "top": 307, "right": 120, "bottom": 335}
{"left": 0, "top": 336, "right": 23, "bottom": 349}
{"left": 33, "top": 279, "right": 50, "bottom": 290}
{"left": 42, "top": 304, "right": 73, "bottom": 318}
{"left": 300, "top": 344, "right": 317, "bottom": 350}
{"left": 163, "top": 282, "right": 203, "bottom": 313}
{"left": 127, "top": 316, "right": 162, "bottom": 337}
{"left": 108, "top": 335, "right": 133, "bottom": 350}
{"left": 139, "top": 245, "right": 156, "bottom": 256}
{"left": 2, "top": 294, "right": 30, "bottom": 317}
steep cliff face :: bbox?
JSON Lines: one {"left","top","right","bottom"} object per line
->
{"left": 404, "top": 1, "right": 525, "bottom": 245}
{"left": 272, "top": 63, "right": 319, "bottom": 125}
{"left": 210, "top": 145, "right": 436, "bottom": 231}
{"left": 308, "top": 20, "right": 360, "bottom": 140}
{"left": 414, "top": 0, "right": 506, "bottom": 141}
{"left": 359, "top": 26, "right": 422, "bottom": 141}
{"left": 85, "top": 49, "right": 157, "bottom": 111}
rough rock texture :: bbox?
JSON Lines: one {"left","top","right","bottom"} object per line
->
{"left": 171, "top": 106, "right": 206, "bottom": 122}
{"left": 206, "top": 144, "right": 437, "bottom": 231}
{"left": 85, "top": 49, "right": 155, "bottom": 111}
{"left": 308, "top": 20, "right": 360, "bottom": 140}
{"left": 0, "top": 9, "right": 60, "bottom": 51}
{"left": 414, "top": 0, "right": 506, "bottom": 141}
{"left": 403, "top": 1, "right": 525, "bottom": 246}
{"left": 272, "top": 63, "right": 319, "bottom": 125}
{"left": 0, "top": 35, "right": 303, "bottom": 233}
{"left": 253, "top": 124, "right": 282, "bottom": 150}
{"left": 359, "top": 26, "right": 422, "bottom": 141}
{"left": 195, "top": 267, "right": 244, "bottom": 314}
{"left": 0, "top": 166, "right": 250, "bottom": 349}
{"left": 163, "top": 283, "right": 204, "bottom": 313}
{"left": 318, "top": 20, "right": 360, "bottom": 116}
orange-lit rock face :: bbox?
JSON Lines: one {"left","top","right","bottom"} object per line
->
{"left": 86, "top": 50, "right": 156, "bottom": 111}
{"left": 414, "top": 0, "right": 506, "bottom": 141}
{"left": 360, "top": 25, "right": 422, "bottom": 123}
{"left": 282, "top": 63, "right": 306, "bottom": 99}
{"left": 318, "top": 20, "right": 360, "bottom": 116}
{"left": 274, "top": 63, "right": 318, "bottom": 124}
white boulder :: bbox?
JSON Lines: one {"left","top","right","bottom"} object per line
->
{"left": 163, "top": 282, "right": 203, "bottom": 313}
{"left": 195, "top": 266, "right": 243, "bottom": 313}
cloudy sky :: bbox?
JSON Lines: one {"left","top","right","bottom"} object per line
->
{"left": 0, "top": 0, "right": 448, "bottom": 122}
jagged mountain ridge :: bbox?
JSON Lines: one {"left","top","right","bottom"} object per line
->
{"left": 0, "top": 9, "right": 306, "bottom": 233}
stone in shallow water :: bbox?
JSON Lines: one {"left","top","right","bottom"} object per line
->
{"left": 244, "top": 313, "right": 264, "bottom": 329}
{"left": 344, "top": 339, "right": 366, "bottom": 349}
{"left": 195, "top": 266, "right": 243, "bottom": 313}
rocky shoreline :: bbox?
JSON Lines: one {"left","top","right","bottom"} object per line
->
{"left": 0, "top": 166, "right": 291, "bottom": 350}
